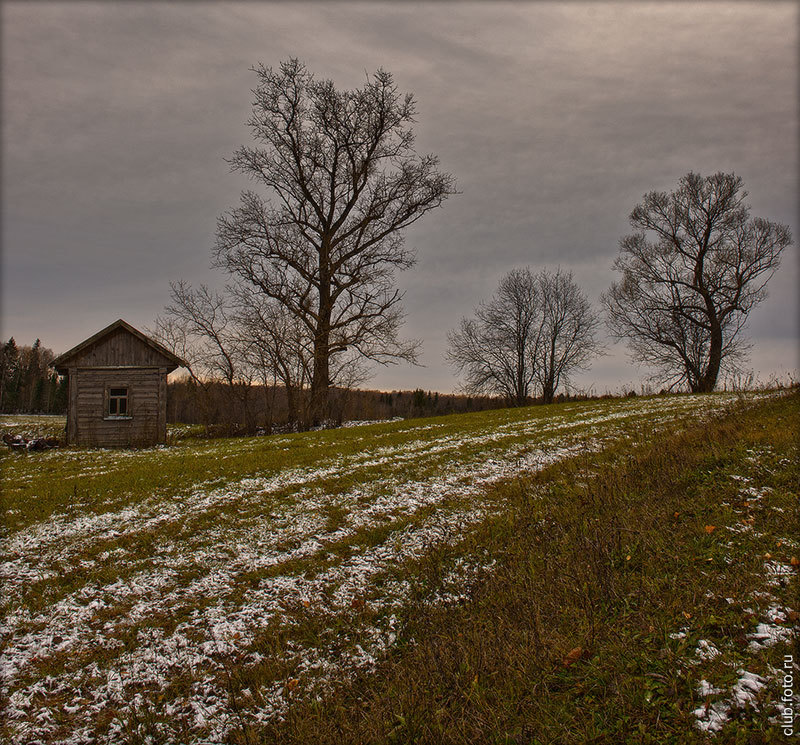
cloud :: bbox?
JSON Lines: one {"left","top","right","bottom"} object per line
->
{"left": 2, "top": 1, "right": 796, "bottom": 392}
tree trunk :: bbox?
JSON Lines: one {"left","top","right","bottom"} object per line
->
{"left": 310, "top": 311, "right": 331, "bottom": 425}
{"left": 542, "top": 339, "right": 557, "bottom": 404}
{"left": 514, "top": 376, "right": 527, "bottom": 406}
{"left": 285, "top": 383, "right": 298, "bottom": 428}
{"left": 515, "top": 338, "right": 527, "bottom": 405}
{"left": 309, "top": 241, "right": 333, "bottom": 426}
{"left": 239, "top": 383, "right": 255, "bottom": 434}
{"left": 310, "top": 356, "right": 329, "bottom": 425}
{"left": 698, "top": 319, "right": 723, "bottom": 392}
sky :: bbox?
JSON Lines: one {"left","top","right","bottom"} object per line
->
{"left": 2, "top": 1, "right": 797, "bottom": 394}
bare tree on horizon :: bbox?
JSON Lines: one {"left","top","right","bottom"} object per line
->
{"left": 154, "top": 281, "right": 257, "bottom": 430}
{"left": 534, "top": 268, "right": 603, "bottom": 404}
{"left": 603, "top": 172, "right": 792, "bottom": 392}
{"left": 447, "top": 268, "right": 601, "bottom": 404}
{"left": 447, "top": 267, "right": 542, "bottom": 405}
{"left": 213, "top": 59, "right": 456, "bottom": 424}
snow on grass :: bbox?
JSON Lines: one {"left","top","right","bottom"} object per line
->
{"left": 747, "top": 604, "right": 796, "bottom": 652}
{"left": 693, "top": 670, "right": 769, "bottom": 733}
{"left": 0, "top": 392, "right": 780, "bottom": 743}
{"left": 1, "top": 440, "right": 587, "bottom": 740}
{"left": 686, "top": 435, "right": 798, "bottom": 736}
{"left": 340, "top": 416, "right": 405, "bottom": 428}
{"left": 697, "top": 679, "right": 723, "bottom": 696}
{"left": 695, "top": 639, "right": 722, "bottom": 662}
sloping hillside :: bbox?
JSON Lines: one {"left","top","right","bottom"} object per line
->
{"left": 1, "top": 392, "right": 796, "bottom": 743}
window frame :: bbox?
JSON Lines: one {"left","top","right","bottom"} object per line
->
{"left": 104, "top": 384, "right": 133, "bottom": 420}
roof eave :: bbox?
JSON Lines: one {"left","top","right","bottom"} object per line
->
{"left": 51, "top": 319, "right": 187, "bottom": 373}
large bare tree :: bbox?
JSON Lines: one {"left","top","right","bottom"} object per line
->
{"left": 603, "top": 172, "right": 792, "bottom": 392}
{"left": 214, "top": 59, "right": 456, "bottom": 423}
{"left": 534, "top": 269, "right": 602, "bottom": 404}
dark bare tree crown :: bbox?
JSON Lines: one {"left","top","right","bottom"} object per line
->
{"left": 208, "top": 59, "right": 455, "bottom": 423}
{"left": 447, "top": 267, "right": 602, "bottom": 404}
{"left": 603, "top": 171, "right": 791, "bottom": 392}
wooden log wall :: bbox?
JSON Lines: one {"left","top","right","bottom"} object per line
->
{"left": 71, "top": 367, "right": 166, "bottom": 447}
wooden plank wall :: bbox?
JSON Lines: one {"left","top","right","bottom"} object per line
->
{"left": 67, "top": 327, "right": 174, "bottom": 369}
{"left": 67, "top": 367, "right": 78, "bottom": 443}
{"left": 72, "top": 368, "right": 165, "bottom": 447}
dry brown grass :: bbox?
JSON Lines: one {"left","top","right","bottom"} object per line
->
{"left": 249, "top": 392, "right": 799, "bottom": 745}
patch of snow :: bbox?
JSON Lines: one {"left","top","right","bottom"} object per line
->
{"left": 695, "top": 639, "right": 721, "bottom": 661}
{"left": 731, "top": 669, "right": 767, "bottom": 708}
{"left": 693, "top": 669, "right": 767, "bottom": 733}
{"left": 697, "top": 679, "right": 723, "bottom": 696}
{"left": 747, "top": 621, "right": 795, "bottom": 652}
{"left": 341, "top": 416, "right": 404, "bottom": 428}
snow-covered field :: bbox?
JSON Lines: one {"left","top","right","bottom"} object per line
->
{"left": 0, "top": 393, "right": 782, "bottom": 743}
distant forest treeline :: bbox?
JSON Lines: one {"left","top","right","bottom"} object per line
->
{"left": 166, "top": 376, "right": 511, "bottom": 433}
{"left": 0, "top": 337, "right": 514, "bottom": 427}
{"left": 0, "top": 339, "right": 66, "bottom": 414}
{"left": 0, "top": 337, "right": 614, "bottom": 432}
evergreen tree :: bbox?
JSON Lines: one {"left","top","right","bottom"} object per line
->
{"left": 1, "top": 338, "right": 21, "bottom": 413}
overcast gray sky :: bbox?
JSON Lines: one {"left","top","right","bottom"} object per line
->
{"left": 2, "top": 1, "right": 797, "bottom": 394}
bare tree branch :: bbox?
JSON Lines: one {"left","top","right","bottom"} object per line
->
{"left": 447, "top": 268, "right": 602, "bottom": 405}
{"left": 603, "top": 172, "right": 791, "bottom": 392}
{"left": 213, "top": 59, "right": 456, "bottom": 423}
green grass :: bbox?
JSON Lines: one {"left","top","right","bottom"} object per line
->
{"left": 1, "top": 394, "right": 742, "bottom": 533}
{"left": 1, "top": 391, "right": 796, "bottom": 744}
{"left": 250, "top": 392, "right": 799, "bottom": 745}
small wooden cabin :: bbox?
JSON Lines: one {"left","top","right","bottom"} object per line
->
{"left": 52, "top": 319, "right": 185, "bottom": 447}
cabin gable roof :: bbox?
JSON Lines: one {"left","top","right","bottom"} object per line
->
{"left": 52, "top": 319, "right": 185, "bottom": 374}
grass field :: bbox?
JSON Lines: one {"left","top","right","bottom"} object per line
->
{"left": 1, "top": 391, "right": 797, "bottom": 744}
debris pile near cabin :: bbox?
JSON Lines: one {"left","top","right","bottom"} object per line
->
{"left": 2, "top": 432, "right": 61, "bottom": 451}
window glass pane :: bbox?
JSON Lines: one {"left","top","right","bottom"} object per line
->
{"left": 108, "top": 387, "right": 128, "bottom": 416}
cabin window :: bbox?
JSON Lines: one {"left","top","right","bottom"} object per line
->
{"left": 108, "top": 387, "right": 129, "bottom": 417}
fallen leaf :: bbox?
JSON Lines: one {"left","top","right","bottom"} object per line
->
{"left": 626, "top": 555, "right": 631, "bottom": 561}
{"left": 562, "top": 647, "right": 584, "bottom": 666}
{"left": 764, "top": 553, "right": 772, "bottom": 560}
{"left": 704, "top": 525, "right": 715, "bottom": 534}
{"left": 302, "top": 599, "right": 311, "bottom": 608}
{"left": 791, "top": 556, "right": 800, "bottom": 566}
{"left": 287, "top": 678, "right": 299, "bottom": 692}
{"left": 683, "top": 611, "right": 692, "bottom": 620}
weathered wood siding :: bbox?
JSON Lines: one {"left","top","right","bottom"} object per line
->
{"left": 65, "top": 327, "right": 171, "bottom": 368}
{"left": 70, "top": 368, "right": 166, "bottom": 447}
{"left": 55, "top": 321, "right": 182, "bottom": 448}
